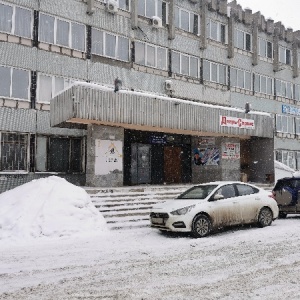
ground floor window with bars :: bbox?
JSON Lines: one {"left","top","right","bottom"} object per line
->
{"left": 36, "top": 136, "right": 84, "bottom": 173}
{"left": 0, "top": 132, "right": 29, "bottom": 171}
{"left": 276, "top": 150, "right": 300, "bottom": 170}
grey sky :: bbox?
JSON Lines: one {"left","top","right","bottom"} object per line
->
{"left": 236, "top": 0, "right": 300, "bottom": 31}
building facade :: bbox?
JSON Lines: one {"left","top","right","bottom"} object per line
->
{"left": 0, "top": 0, "right": 297, "bottom": 191}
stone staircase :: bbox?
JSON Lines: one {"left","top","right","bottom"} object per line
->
{"left": 84, "top": 182, "right": 274, "bottom": 230}
{"left": 85, "top": 185, "right": 192, "bottom": 230}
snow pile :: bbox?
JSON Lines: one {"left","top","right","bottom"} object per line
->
{"left": 0, "top": 176, "right": 108, "bottom": 240}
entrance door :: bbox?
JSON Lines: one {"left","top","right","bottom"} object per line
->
{"left": 164, "top": 146, "right": 182, "bottom": 184}
{"left": 131, "top": 144, "right": 151, "bottom": 184}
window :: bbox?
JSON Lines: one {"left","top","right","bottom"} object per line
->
{"left": 259, "top": 38, "right": 273, "bottom": 59}
{"left": 135, "top": 42, "right": 168, "bottom": 70}
{"left": 91, "top": 28, "right": 129, "bottom": 62}
{"left": 276, "top": 150, "right": 296, "bottom": 170}
{"left": 236, "top": 184, "right": 258, "bottom": 196}
{"left": 39, "top": 13, "right": 86, "bottom": 51}
{"left": 234, "top": 29, "right": 252, "bottom": 51}
{"left": 0, "top": 132, "right": 29, "bottom": 171}
{"left": 275, "top": 79, "right": 293, "bottom": 99}
{"left": 36, "top": 136, "right": 84, "bottom": 173}
{"left": 276, "top": 115, "right": 295, "bottom": 134}
{"left": 254, "top": 74, "right": 273, "bottom": 95}
{"left": 296, "top": 118, "right": 300, "bottom": 135}
{"left": 231, "top": 68, "right": 252, "bottom": 90}
{"left": 0, "top": 3, "right": 32, "bottom": 38}
{"left": 175, "top": 7, "right": 200, "bottom": 35}
{"left": 138, "top": 0, "right": 168, "bottom": 24}
{"left": 279, "top": 46, "right": 291, "bottom": 65}
{"left": 295, "top": 85, "right": 300, "bottom": 101}
{"left": 37, "top": 74, "right": 73, "bottom": 103}
{"left": 0, "top": 66, "right": 30, "bottom": 100}
{"left": 171, "top": 51, "right": 199, "bottom": 78}
{"left": 216, "top": 185, "right": 236, "bottom": 199}
{"left": 207, "top": 19, "right": 226, "bottom": 43}
{"left": 203, "top": 60, "right": 227, "bottom": 84}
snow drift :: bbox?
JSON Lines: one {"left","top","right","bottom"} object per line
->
{"left": 0, "top": 176, "right": 107, "bottom": 240}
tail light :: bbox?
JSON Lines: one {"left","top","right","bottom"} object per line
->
{"left": 269, "top": 191, "right": 276, "bottom": 199}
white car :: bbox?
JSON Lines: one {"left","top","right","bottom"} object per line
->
{"left": 150, "top": 181, "right": 279, "bottom": 238}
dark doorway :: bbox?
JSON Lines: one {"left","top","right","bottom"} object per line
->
{"left": 131, "top": 143, "right": 151, "bottom": 184}
{"left": 164, "top": 146, "right": 182, "bottom": 183}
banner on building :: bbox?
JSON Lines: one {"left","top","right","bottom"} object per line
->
{"left": 193, "top": 137, "right": 219, "bottom": 166}
{"left": 95, "top": 140, "right": 123, "bottom": 175}
{"left": 220, "top": 116, "right": 255, "bottom": 129}
{"left": 222, "top": 143, "right": 240, "bottom": 159}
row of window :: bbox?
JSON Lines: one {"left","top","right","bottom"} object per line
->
{"left": 276, "top": 115, "right": 300, "bottom": 135}
{"left": 0, "top": 132, "right": 84, "bottom": 172}
{"left": 0, "top": 1, "right": 295, "bottom": 65}
{"left": 3, "top": 63, "right": 300, "bottom": 103}
{"left": 276, "top": 150, "right": 300, "bottom": 171}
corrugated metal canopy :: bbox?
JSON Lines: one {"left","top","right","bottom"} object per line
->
{"left": 50, "top": 83, "right": 273, "bottom": 139}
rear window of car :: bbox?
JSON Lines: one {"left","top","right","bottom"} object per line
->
{"left": 274, "top": 178, "right": 300, "bottom": 191}
{"left": 236, "top": 184, "right": 259, "bottom": 196}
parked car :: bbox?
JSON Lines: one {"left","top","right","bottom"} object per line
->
{"left": 272, "top": 177, "right": 300, "bottom": 218}
{"left": 150, "top": 181, "right": 279, "bottom": 238}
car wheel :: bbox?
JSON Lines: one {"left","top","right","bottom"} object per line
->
{"left": 258, "top": 207, "right": 273, "bottom": 227}
{"left": 192, "top": 215, "right": 211, "bottom": 238}
{"left": 278, "top": 211, "right": 287, "bottom": 219}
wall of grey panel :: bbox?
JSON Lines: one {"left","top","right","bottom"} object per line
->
{"left": 4, "top": 0, "right": 38, "bottom": 9}
{"left": 37, "top": 51, "right": 88, "bottom": 80}
{"left": 0, "top": 107, "right": 36, "bottom": 132}
{"left": 275, "top": 138, "right": 300, "bottom": 151}
{"left": 36, "top": 111, "right": 86, "bottom": 136}
{"left": 86, "top": 124, "right": 124, "bottom": 187}
{"left": 0, "top": 43, "right": 38, "bottom": 70}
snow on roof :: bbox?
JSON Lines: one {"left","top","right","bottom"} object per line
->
{"left": 0, "top": 176, "right": 108, "bottom": 241}
{"left": 275, "top": 160, "right": 295, "bottom": 172}
{"left": 69, "top": 81, "right": 271, "bottom": 117}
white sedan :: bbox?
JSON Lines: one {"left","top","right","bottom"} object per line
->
{"left": 150, "top": 181, "right": 279, "bottom": 238}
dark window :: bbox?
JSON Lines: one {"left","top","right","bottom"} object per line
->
{"left": 267, "top": 41, "right": 273, "bottom": 59}
{"left": 1, "top": 133, "right": 28, "bottom": 171}
{"left": 245, "top": 33, "right": 251, "bottom": 51}
{"left": 236, "top": 184, "right": 258, "bottom": 196}
{"left": 221, "top": 24, "right": 226, "bottom": 44}
{"left": 286, "top": 49, "right": 291, "bottom": 65}
{"left": 193, "top": 14, "right": 199, "bottom": 35}
{"left": 48, "top": 137, "right": 83, "bottom": 173}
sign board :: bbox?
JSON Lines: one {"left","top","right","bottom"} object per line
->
{"left": 222, "top": 143, "right": 240, "bottom": 159}
{"left": 282, "top": 104, "right": 300, "bottom": 116}
{"left": 95, "top": 140, "right": 123, "bottom": 175}
{"left": 220, "top": 116, "right": 255, "bottom": 129}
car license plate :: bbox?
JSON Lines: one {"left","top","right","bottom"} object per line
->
{"left": 151, "top": 217, "right": 164, "bottom": 225}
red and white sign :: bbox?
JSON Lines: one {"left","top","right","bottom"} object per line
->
{"left": 220, "top": 116, "right": 255, "bottom": 129}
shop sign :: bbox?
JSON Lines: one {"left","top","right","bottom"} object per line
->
{"left": 282, "top": 105, "right": 300, "bottom": 116}
{"left": 95, "top": 140, "right": 123, "bottom": 175}
{"left": 222, "top": 143, "right": 240, "bottom": 159}
{"left": 149, "top": 135, "right": 167, "bottom": 144}
{"left": 220, "top": 116, "right": 255, "bottom": 129}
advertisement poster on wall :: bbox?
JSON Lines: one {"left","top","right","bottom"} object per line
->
{"left": 95, "top": 140, "right": 123, "bottom": 175}
{"left": 222, "top": 143, "right": 240, "bottom": 159}
{"left": 193, "top": 137, "right": 220, "bottom": 166}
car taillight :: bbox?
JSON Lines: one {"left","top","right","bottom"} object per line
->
{"left": 269, "top": 191, "right": 276, "bottom": 199}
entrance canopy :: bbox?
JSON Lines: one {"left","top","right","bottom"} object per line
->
{"left": 50, "top": 82, "right": 273, "bottom": 139}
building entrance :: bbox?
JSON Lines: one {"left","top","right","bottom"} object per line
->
{"left": 164, "top": 146, "right": 182, "bottom": 183}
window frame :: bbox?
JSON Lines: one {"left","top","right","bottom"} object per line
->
{"left": 258, "top": 37, "right": 273, "bottom": 59}
{"left": 203, "top": 60, "right": 227, "bottom": 85}
{"left": 0, "top": 132, "right": 30, "bottom": 172}
{"left": 91, "top": 28, "right": 130, "bottom": 62}
{"left": 39, "top": 12, "right": 86, "bottom": 52}
{"left": 37, "top": 73, "right": 74, "bottom": 104}
{"left": 0, "top": 65, "right": 30, "bottom": 100}
{"left": 138, "top": 0, "right": 168, "bottom": 24}
{"left": 234, "top": 28, "right": 252, "bottom": 52}
{"left": 0, "top": 2, "right": 33, "bottom": 38}
{"left": 207, "top": 18, "right": 226, "bottom": 44}
{"left": 279, "top": 46, "right": 292, "bottom": 65}
{"left": 171, "top": 50, "right": 200, "bottom": 78}
{"left": 254, "top": 73, "right": 273, "bottom": 95}
{"left": 276, "top": 114, "right": 295, "bottom": 134}
{"left": 231, "top": 67, "right": 252, "bottom": 91}
{"left": 175, "top": 6, "right": 200, "bottom": 35}
{"left": 275, "top": 79, "right": 293, "bottom": 99}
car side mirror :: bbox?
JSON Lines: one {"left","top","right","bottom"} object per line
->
{"left": 213, "top": 194, "right": 224, "bottom": 201}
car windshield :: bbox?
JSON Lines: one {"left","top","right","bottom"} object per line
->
{"left": 177, "top": 185, "right": 218, "bottom": 199}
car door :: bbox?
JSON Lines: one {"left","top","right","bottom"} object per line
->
{"left": 209, "top": 184, "right": 241, "bottom": 227}
{"left": 235, "top": 184, "right": 261, "bottom": 223}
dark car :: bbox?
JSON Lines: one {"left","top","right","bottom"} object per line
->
{"left": 272, "top": 177, "right": 300, "bottom": 218}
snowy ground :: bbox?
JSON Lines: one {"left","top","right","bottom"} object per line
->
{"left": 1, "top": 176, "right": 300, "bottom": 299}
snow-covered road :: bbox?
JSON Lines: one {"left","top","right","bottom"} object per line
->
{"left": 1, "top": 217, "right": 300, "bottom": 300}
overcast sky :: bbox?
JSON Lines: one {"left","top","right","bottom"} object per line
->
{"left": 236, "top": 0, "right": 300, "bottom": 31}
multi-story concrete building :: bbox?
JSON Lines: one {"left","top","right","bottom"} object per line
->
{"left": 0, "top": 0, "right": 298, "bottom": 191}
